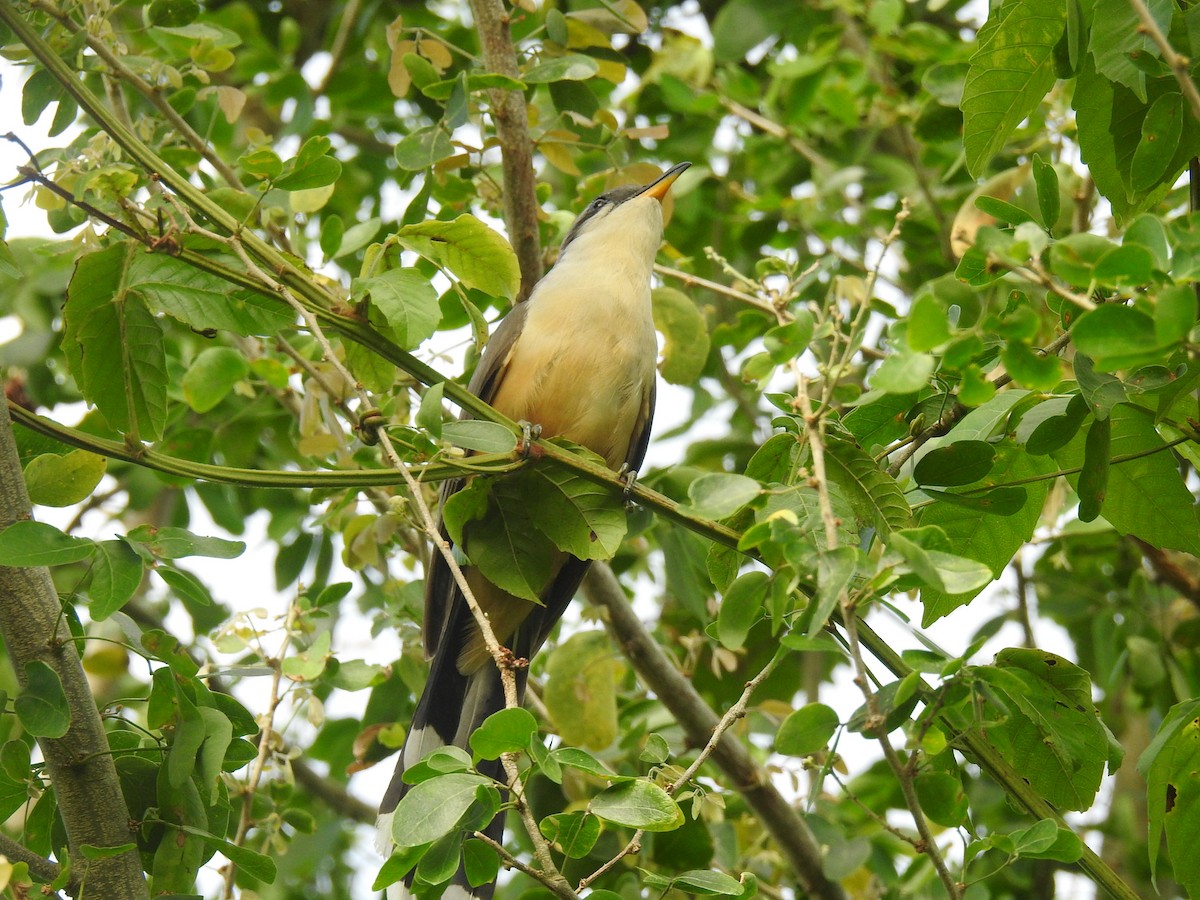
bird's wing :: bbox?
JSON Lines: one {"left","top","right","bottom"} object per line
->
{"left": 421, "top": 302, "right": 530, "bottom": 661}
{"left": 624, "top": 376, "right": 657, "bottom": 473}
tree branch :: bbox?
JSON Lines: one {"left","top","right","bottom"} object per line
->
{"left": 469, "top": 0, "right": 543, "bottom": 299}
{"left": 0, "top": 401, "right": 148, "bottom": 899}
{"left": 0, "top": 831, "right": 61, "bottom": 885}
{"left": 582, "top": 564, "right": 847, "bottom": 900}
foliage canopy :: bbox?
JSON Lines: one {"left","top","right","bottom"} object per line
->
{"left": 0, "top": 0, "right": 1199, "bottom": 898}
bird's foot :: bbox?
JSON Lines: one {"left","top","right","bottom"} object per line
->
{"left": 516, "top": 420, "right": 542, "bottom": 459}
{"left": 617, "top": 463, "right": 639, "bottom": 500}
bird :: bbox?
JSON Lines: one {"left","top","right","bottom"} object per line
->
{"left": 376, "top": 162, "right": 690, "bottom": 900}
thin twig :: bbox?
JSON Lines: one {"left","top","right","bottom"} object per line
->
{"left": 1128, "top": 0, "right": 1200, "bottom": 124}
{"left": 314, "top": 0, "right": 362, "bottom": 95}
{"left": 29, "top": 0, "right": 247, "bottom": 191}
{"left": 653, "top": 262, "right": 775, "bottom": 313}
{"left": 223, "top": 597, "right": 295, "bottom": 896}
{"left": 579, "top": 646, "right": 788, "bottom": 890}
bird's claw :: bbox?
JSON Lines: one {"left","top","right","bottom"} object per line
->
{"left": 516, "top": 420, "right": 542, "bottom": 459}
{"left": 617, "top": 463, "right": 638, "bottom": 501}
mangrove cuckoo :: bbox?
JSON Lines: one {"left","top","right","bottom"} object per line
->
{"left": 377, "top": 162, "right": 690, "bottom": 899}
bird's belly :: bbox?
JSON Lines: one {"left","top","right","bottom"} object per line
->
{"left": 491, "top": 309, "right": 655, "bottom": 469}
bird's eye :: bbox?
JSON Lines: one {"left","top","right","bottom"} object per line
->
{"left": 590, "top": 198, "right": 606, "bottom": 211}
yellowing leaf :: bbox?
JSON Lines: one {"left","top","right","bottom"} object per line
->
{"left": 419, "top": 37, "right": 452, "bottom": 71}
{"left": 540, "top": 140, "right": 581, "bottom": 176}
{"left": 388, "top": 40, "right": 416, "bottom": 97}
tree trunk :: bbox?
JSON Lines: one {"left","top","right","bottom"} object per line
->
{"left": 0, "top": 399, "right": 149, "bottom": 900}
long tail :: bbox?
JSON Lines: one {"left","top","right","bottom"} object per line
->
{"left": 377, "top": 557, "right": 589, "bottom": 898}
{"left": 377, "top": 642, "right": 509, "bottom": 900}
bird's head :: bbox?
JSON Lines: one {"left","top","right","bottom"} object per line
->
{"left": 557, "top": 162, "right": 691, "bottom": 264}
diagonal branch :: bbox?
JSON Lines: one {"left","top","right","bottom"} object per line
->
{"left": 583, "top": 564, "right": 847, "bottom": 900}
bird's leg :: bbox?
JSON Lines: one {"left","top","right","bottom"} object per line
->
{"left": 516, "top": 420, "right": 542, "bottom": 459}
{"left": 616, "top": 463, "right": 639, "bottom": 501}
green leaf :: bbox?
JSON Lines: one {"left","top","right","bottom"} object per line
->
{"left": 469, "top": 707, "right": 538, "bottom": 759}
{"left": 396, "top": 215, "right": 520, "bottom": 301}
{"left": 1139, "top": 698, "right": 1200, "bottom": 894}
{"left": 539, "top": 812, "right": 601, "bottom": 859}
{"left": 126, "top": 524, "right": 245, "bottom": 560}
{"left": 775, "top": 703, "right": 840, "bottom": 756}
{"left": 717, "top": 571, "right": 768, "bottom": 651}
{"left": 1026, "top": 394, "right": 1088, "bottom": 454}
{"left": 127, "top": 252, "right": 295, "bottom": 336}
{"left": 523, "top": 458, "right": 628, "bottom": 560}
{"left": 590, "top": 779, "right": 684, "bottom": 831}
{"left": 443, "top": 478, "right": 555, "bottom": 602}
{"left": 870, "top": 350, "right": 935, "bottom": 393}
{"left": 373, "top": 846, "right": 424, "bottom": 891}
{"left": 823, "top": 435, "right": 913, "bottom": 535}
{"left": 686, "top": 473, "right": 761, "bottom": 519}
{"left": 523, "top": 54, "right": 599, "bottom": 83}
{"left": 1071, "top": 304, "right": 1161, "bottom": 370}
{"left": 24, "top": 450, "right": 106, "bottom": 507}
{"left": 764, "top": 311, "right": 815, "bottom": 362}
{"left": 1090, "top": 0, "right": 1171, "bottom": 102}
{"left": 463, "top": 838, "right": 500, "bottom": 887}
{"left": 1076, "top": 417, "right": 1110, "bottom": 523}
{"left": 80, "top": 841, "right": 137, "bottom": 860}
{"left": 652, "top": 287, "right": 711, "bottom": 384}
{"left": 669, "top": 870, "right": 746, "bottom": 895}
{"left": 182, "top": 347, "right": 249, "bottom": 413}
{"left": 390, "top": 772, "right": 494, "bottom": 848}
{"left": 1055, "top": 404, "right": 1200, "bottom": 554}
{"left": 0, "top": 521, "right": 96, "bottom": 566}
{"left": 913, "top": 440, "right": 995, "bottom": 486}
{"left": 545, "top": 632, "right": 621, "bottom": 750}
{"left": 810, "top": 546, "right": 859, "bottom": 635}
{"left": 1124, "top": 214, "right": 1170, "bottom": 269}
{"left": 1074, "top": 354, "right": 1127, "bottom": 419}
{"left": 15, "top": 661, "right": 70, "bottom": 738}
{"left": 712, "top": 0, "right": 791, "bottom": 61}
{"left": 394, "top": 126, "right": 455, "bottom": 171}
{"left": 195, "top": 710, "right": 232, "bottom": 801}
{"left": 1093, "top": 244, "right": 1155, "bottom": 288}
{"left": 1131, "top": 92, "right": 1184, "bottom": 192}
{"left": 889, "top": 530, "right": 994, "bottom": 595}
{"left": 918, "top": 443, "right": 1053, "bottom": 624}
{"left": 914, "top": 771, "right": 968, "bottom": 827}
{"left": 416, "top": 381, "right": 446, "bottom": 440}
{"left": 416, "top": 831, "right": 461, "bottom": 885}
{"left": 961, "top": 0, "right": 1066, "bottom": 176}
{"left": 1032, "top": 153, "right": 1060, "bottom": 231}
{"left": 922, "top": 486, "right": 1028, "bottom": 517}
{"left": 907, "top": 293, "right": 951, "bottom": 352}
{"left": 1000, "top": 341, "right": 1062, "bottom": 391}
{"left": 974, "top": 195, "right": 1036, "bottom": 226}
{"left": 275, "top": 135, "right": 342, "bottom": 190}
{"left": 280, "top": 630, "right": 331, "bottom": 681}
{"left": 239, "top": 147, "right": 282, "bottom": 179}
{"left": 156, "top": 565, "right": 214, "bottom": 607}
{"left": 63, "top": 243, "right": 168, "bottom": 440}
{"left": 976, "top": 649, "right": 1105, "bottom": 810}
{"left": 1154, "top": 284, "right": 1197, "bottom": 346}
{"left": 1048, "top": 233, "right": 1114, "bottom": 286}
{"left": 89, "top": 540, "right": 144, "bottom": 619}
{"left": 440, "top": 420, "right": 517, "bottom": 453}
{"left": 355, "top": 268, "right": 441, "bottom": 350}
